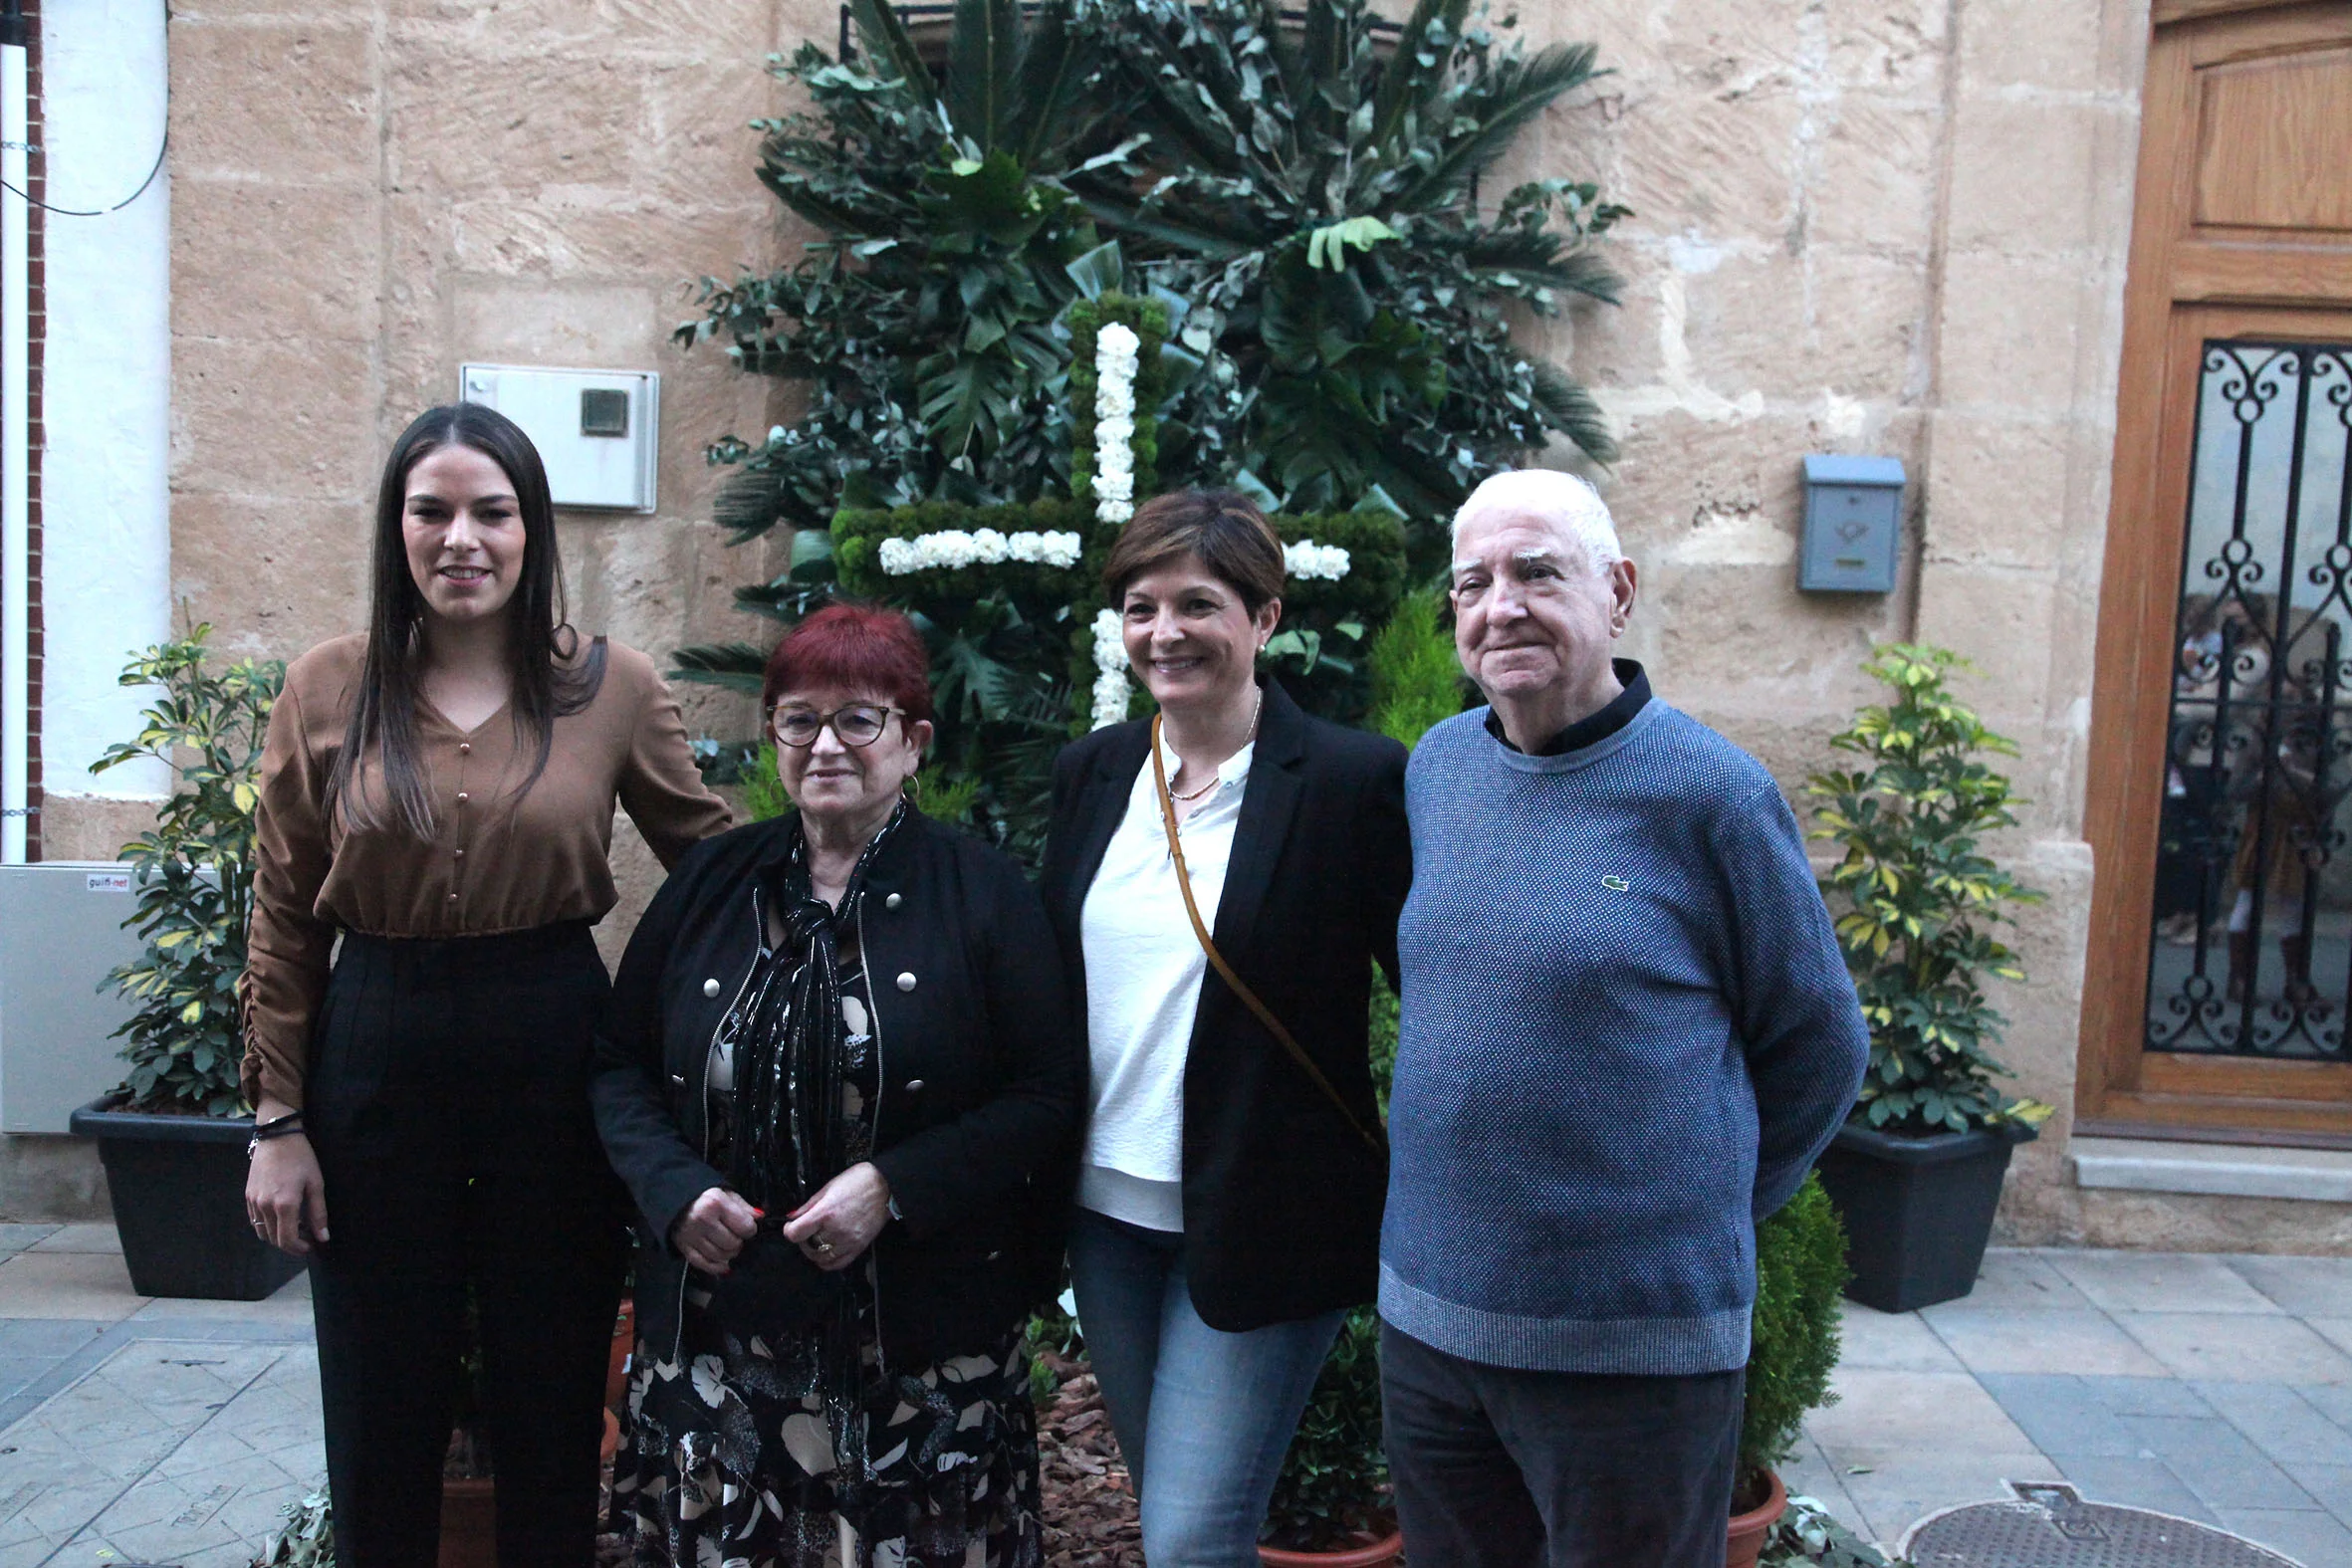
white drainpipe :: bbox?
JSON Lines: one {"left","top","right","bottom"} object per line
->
{"left": 0, "top": 5, "right": 25, "bottom": 865}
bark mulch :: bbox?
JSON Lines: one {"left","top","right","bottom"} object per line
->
{"left": 1035, "top": 1347, "right": 1144, "bottom": 1568}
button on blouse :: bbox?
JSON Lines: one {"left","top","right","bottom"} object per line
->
{"left": 241, "top": 634, "right": 733, "bottom": 1110}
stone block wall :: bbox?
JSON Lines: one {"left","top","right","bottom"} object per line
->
{"left": 135, "top": 0, "right": 2336, "bottom": 1244}
{"left": 141, "top": 0, "right": 836, "bottom": 961}
{"left": 1489, "top": 0, "right": 2200, "bottom": 1244}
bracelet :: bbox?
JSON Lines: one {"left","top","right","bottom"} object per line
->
{"left": 246, "top": 1111, "right": 305, "bottom": 1160}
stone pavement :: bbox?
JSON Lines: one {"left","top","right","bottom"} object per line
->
{"left": 0, "top": 1225, "right": 318, "bottom": 1568}
{"left": 1786, "top": 1248, "right": 2352, "bottom": 1568}
{"left": 0, "top": 1236, "right": 2348, "bottom": 1566}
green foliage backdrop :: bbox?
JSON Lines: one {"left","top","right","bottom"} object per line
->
{"left": 672, "top": 0, "right": 1626, "bottom": 712}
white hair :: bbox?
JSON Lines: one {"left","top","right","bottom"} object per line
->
{"left": 1450, "top": 469, "right": 1622, "bottom": 575}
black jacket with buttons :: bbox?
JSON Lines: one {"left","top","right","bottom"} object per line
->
{"left": 589, "top": 807, "right": 1081, "bottom": 1368}
{"left": 1040, "top": 677, "right": 1412, "bottom": 1332}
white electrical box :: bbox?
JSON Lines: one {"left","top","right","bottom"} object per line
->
{"left": 0, "top": 863, "right": 147, "bottom": 1132}
{"left": 458, "top": 363, "right": 660, "bottom": 513}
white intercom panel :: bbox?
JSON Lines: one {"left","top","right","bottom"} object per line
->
{"left": 458, "top": 364, "right": 660, "bottom": 513}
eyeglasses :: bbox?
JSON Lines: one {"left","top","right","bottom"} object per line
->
{"left": 771, "top": 703, "right": 903, "bottom": 749}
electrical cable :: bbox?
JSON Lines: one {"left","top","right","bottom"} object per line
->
{"left": 0, "top": 127, "right": 167, "bottom": 216}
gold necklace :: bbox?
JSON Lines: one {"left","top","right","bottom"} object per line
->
{"left": 1167, "top": 686, "right": 1263, "bottom": 803}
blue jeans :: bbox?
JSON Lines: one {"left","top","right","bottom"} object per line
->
{"left": 1067, "top": 1209, "right": 1345, "bottom": 1568}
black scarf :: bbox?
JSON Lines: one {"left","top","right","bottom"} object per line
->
{"left": 731, "top": 800, "right": 905, "bottom": 1212}
{"left": 722, "top": 801, "right": 907, "bottom": 1515}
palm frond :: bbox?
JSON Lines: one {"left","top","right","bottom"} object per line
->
{"left": 1121, "top": 49, "right": 1253, "bottom": 175}
{"left": 1367, "top": 0, "right": 1470, "bottom": 152}
{"left": 711, "top": 465, "right": 808, "bottom": 542}
{"left": 918, "top": 351, "right": 1020, "bottom": 457}
{"left": 947, "top": 0, "right": 1021, "bottom": 148}
{"left": 1079, "top": 194, "right": 1262, "bottom": 260}
{"left": 1529, "top": 357, "right": 1617, "bottom": 464}
{"left": 668, "top": 642, "right": 773, "bottom": 694}
{"left": 761, "top": 174, "right": 898, "bottom": 240}
{"left": 1294, "top": 0, "right": 1367, "bottom": 159}
{"left": 1457, "top": 243, "right": 1624, "bottom": 307}
{"left": 847, "top": 0, "right": 935, "bottom": 99}
{"left": 1297, "top": 0, "right": 1350, "bottom": 103}
{"left": 1009, "top": 0, "right": 1089, "bottom": 169}
{"left": 1395, "top": 42, "right": 1603, "bottom": 211}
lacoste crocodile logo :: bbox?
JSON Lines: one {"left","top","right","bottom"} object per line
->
{"left": 1602, "top": 875, "right": 1630, "bottom": 892}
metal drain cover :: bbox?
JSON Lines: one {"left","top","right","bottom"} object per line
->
{"left": 1901, "top": 1482, "right": 2305, "bottom": 1568}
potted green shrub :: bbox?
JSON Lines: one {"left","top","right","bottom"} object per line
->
{"left": 66, "top": 626, "right": 302, "bottom": 1301}
{"left": 1259, "top": 1305, "right": 1400, "bottom": 1566}
{"left": 1732, "top": 1175, "right": 1848, "bottom": 1567}
{"left": 1251, "top": 599, "right": 1458, "bottom": 1565}
{"left": 1804, "top": 644, "right": 2049, "bottom": 1313}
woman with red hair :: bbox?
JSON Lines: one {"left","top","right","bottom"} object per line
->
{"left": 593, "top": 602, "right": 1080, "bottom": 1567}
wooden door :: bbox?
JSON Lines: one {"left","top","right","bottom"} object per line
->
{"left": 2079, "top": 2, "right": 2352, "bottom": 1143}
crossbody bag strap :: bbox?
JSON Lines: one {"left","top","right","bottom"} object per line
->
{"left": 1150, "top": 716, "right": 1387, "bottom": 1158}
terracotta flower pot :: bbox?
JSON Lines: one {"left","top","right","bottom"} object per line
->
{"left": 437, "top": 1475, "right": 496, "bottom": 1568}
{"left": 1726, "top": 1465, "right": 1788, "bottom": 1568}
{"left": 1257, "top": 1529, "right": 1405, "bottom": 1568}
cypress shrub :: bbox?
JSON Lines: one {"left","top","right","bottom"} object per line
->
{"left": 1742, "top": 1174, "right": 1849, "bottom": 1485}
{"left": 1366, "top": 587, "right": 1466, "bottom": 751}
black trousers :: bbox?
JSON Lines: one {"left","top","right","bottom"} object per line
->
{"left": 1379, "top": 1320, "right": 1744, "bottom": 1568}
{"left": 308, "top": 923, "right": 628, "bottom": 1568}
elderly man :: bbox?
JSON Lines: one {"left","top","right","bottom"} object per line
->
{"left": 1379, "top": 469, "right": 1868, "bottom": 1567}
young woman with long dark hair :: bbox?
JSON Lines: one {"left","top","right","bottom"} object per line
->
{"left": 241, "top": 402, "right": 732, "bottom": 1566}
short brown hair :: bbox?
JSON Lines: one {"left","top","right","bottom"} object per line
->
{"left": 1101, "top": 489, "right": 1286, "bottom": 613}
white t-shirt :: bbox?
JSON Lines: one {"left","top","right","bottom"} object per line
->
{"left": 1076, "top": 733, "right": 1254, "bottom": 1232}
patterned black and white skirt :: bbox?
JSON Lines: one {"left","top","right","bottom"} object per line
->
{"left": 610, "top": 1273, "right": 1043, "bottom": 1568}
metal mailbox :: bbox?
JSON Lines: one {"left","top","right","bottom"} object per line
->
{"left": 1798, "top": 454, "right": 1904, "bottom": 594}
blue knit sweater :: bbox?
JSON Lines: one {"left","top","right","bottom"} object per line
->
{"left": 1379, "top": 700, "right": 1868, "bottom": 1375}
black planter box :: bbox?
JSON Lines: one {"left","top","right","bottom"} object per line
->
{"left": 69, "top": 1097, "right": 306, "bottom": 1301}
{"left": 1812, "top": 1119, "right": 2037, "bottom": 1314}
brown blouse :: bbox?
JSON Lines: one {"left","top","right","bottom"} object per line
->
{"left": 240, "top": 633, "right": 734, "bottom": 1110}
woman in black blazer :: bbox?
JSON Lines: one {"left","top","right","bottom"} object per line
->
{"left": 1040, "top": 490, "right": 1410, "bottom": 1567}
{"left": 592, "top": 603, "right": 1080, "bottom": 1567}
